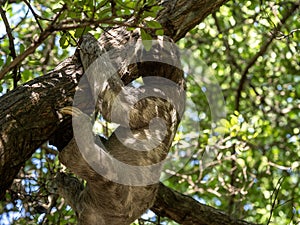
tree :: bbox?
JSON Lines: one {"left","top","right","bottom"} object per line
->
{"left": 0, "top": 0, "right": 299, "bottom": 224}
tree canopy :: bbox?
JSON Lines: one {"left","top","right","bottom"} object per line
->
{"left": 0, "top": 0, "right": 299, "bottom": 224}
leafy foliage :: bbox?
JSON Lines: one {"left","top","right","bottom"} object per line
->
{"left": 0, "top": 0, "right": 299, "bottom": 224}
{"left": 173, "top": 1, "right": 300, "bottom": 224}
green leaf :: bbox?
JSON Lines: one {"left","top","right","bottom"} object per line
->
{"left": 140, "top": 28, "right": 152, "bottom": 40}
{"left": 74, "top": 28, "right": 85, "bottom": 38}
{"left": 155, "top": 29, "right": 164, "bottom": 36}
{"left": 230, "top": 115, "right": 238, "bottom": 125}
{"left": 19, "top": 44, "right": 25, "bottom": 54}
{"left": 146, "top": 20, "right": 162, "bottom": 29}
{"left": 219, "top": 118, "right": 231, "bottom": 128}
{"left": 59, "top": 33, "right": 69, "bottom": 49}
{"left": 145, "top": 20, "right": 164, "bottom": 36}
{"left": 142, "top": 11, "right": 156, "bottom": 18}
{"left": 140, "top": 28, "right": 152, "bottom": 51}
{"left": 127, "top": 27, "right": 136, "bottom": 31}
{"left": 214, "top": 126, "right": 229, "bottom": 134}
{"left": 150, "top": 5, "right": 164, "bottom": 13}
{"left": 22, "top": 70, "right": 32, "bottom": 82}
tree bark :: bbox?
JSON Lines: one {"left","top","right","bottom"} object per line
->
{"left": 152, "top": 183, "right": 257, "bottom": 225}
{"left": 158, "top": 0, "right": 229, "bottom": 41}
{"left": 0, "top": 55, "right": 83, "bottom": 198}
{"left": 0, "top": 1, "right": 255, "bottom": 225}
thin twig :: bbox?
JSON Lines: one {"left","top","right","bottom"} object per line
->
{"left": 0, "top": 7, "right": 30, "bottom": 41}
{"left": 0, "top": 6, "right": 19, "bottom": 88}
{"left": 266, "top": 177, "right": 285, "bottom": 225}
{"left": 22, "top": 0, "right": 43, "bottom": 31}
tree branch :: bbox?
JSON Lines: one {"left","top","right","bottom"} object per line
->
{"left": 152, "top": 183, "right": 258, "bottom": 225}
{"left": 22, "top": 0, "right": 44, "bottom": 32}
{"left": 157, "top": 0, "right": 229, "bottom": 41}
{"left": 0, "top": 54, "right": 84, "bottom": 199}
{"left": 0, "top": 6, "right": 19, "bottom": 88}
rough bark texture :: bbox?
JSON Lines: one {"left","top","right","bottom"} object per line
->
{"left": 151, "top": 183, "right": 257, "bottom": 225}
{"left": 0, "top": 55, "right": 83, "bottom": 198}
{"left": 0, "top": 1, "right": 258, "bottom": 225}
{"left": 158, "top": 0, "right": 229, "bottom": 41}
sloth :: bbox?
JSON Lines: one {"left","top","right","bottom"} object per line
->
{"left": 54, "top": 30, "right": 185, "bottom": 225}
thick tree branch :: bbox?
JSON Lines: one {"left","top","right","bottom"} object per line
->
{"left": 157, "top": 0, "right": 229, "bottom": 41}
{"left": 152, "top": 183, "right": 257, "bottom": 225}
{"left": 0, "top": 54, "right": 83, "bottom": 199}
